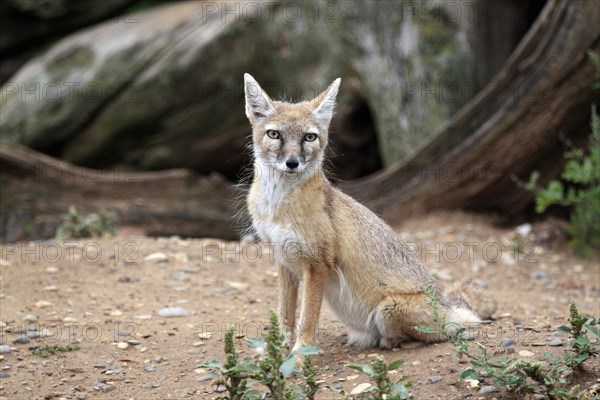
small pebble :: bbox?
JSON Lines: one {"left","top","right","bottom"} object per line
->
{"left": 34, "top": 301, "right": 53, "bottom": 308}
{"left": 167, "top": 272, "right": 190, "bottom": 282}
{"left": 0, "top": 345, "right": 11, "bottom": 354}
{"left": 144, "top": 365, "right": 156, "bottom": 372}
{"left": 0, "top": 371, "right": 8, "bottom": 378}
{"left": 429, "top": 375, "right": 443, "bottom": 383}
{"left": 478, "top": 385, "right": 496, "bottom": 395}
{"left": 519, "top": 350, "right": 535, "bottom": 358}
{"left": 197, "top": 374, "right": 212, "bottom": 382}
{"left": 116, "top": 342, "right": 129, "bottom": 350}
{"left": 216, "top": 384, "right": 227, "bottom": 393}
{"left": 501, "top": 338, "right": 514, "bottom": 347}
{"left": 157, "top": 307, "right": 191, "bottom": 318}
{"left": 350, "top": 383, "right": 372, "bottom": 395}
{"left": 548, "top": 338, "right": 563, "bottom": 347}
{"left": 144, "top": 252, "right": 168, "bottom": 263}
{"left": 411, "top": 360, "right": 421, "bottom": 366}
{"left": 13, "top": 335, "right": 30, "bottom": 344}
{"left": 23, "top": 314, "right": 37, "bottom": 322}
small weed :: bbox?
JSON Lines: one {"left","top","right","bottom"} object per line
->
{"left": 516, "top": 50, "right": 600, "bottom": 258}
{"left": 31, "top": 344, "right": 80, "bottom": 358}
{"left": 345, "top": 356, "right": 412, "bottom": 399}
{"left": 200, "top": 310, "right": 411, "bottom": 399}
{"left": 418, "top": 278, "right": 599, "bottom": 399}
{"left": 55, "top": 206, "right": 117, "bottom": 239}
{"left": 200, "top": 310, "right": 322, "bottom": 400}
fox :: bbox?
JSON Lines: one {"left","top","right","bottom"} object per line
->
{"left": 243, "top": 73, "right": 495, "bottom": 354}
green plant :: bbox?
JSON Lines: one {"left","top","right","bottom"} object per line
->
{"left": 418, "top": 279, "right": 598, "bottom": 399}
{"left": 517, "top": 51, "right": 600, "bottom": 258}
{"left": 31, "top": 344, "right": 80, "bottom": 357}
{"left": 346, "top": 357, "right": 412, "bottom": 399}
{"left": 200, "top": 310, "right": 323, "bottom": 400}
{"left": 55, "top": 206, "right": 117, "bottom": 239}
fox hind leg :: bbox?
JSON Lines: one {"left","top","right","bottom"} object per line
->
{"left": 374, "top": 293, "right": 479, "bottom": 345}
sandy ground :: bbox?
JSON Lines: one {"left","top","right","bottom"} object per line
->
{"left": 0, "top": 211, "right": 598, "bottom": 400}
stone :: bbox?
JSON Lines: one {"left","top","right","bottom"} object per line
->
{"left": 144, "top": 252, "right": 168, "bottom": 263}
{"left": 501, "top": 338, "right": 514, "bottom": 347}
{"left": 116, "top": 342, "right": 129, "bottom": 350}
{"left": 13, "top": 335, "right": 30, "bottom": 344}
{"left": 519, "top": 350, "right": 535, "bottom": 358}
{"left": 429, "top": 375, "right": 444, "bottom": 383}
{"left": 478, "top": 386, "right": 496, "bottom": 395}
{"left": 548, "top": 338, "right": 563, "bottom": 346}
{"left": 350, "top": 383, "right": 372, "bottom": 395}
{"left": 157, "top": 307, "right": 191, "bottom": 318}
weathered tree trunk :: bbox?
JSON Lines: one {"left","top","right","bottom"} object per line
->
{"left": 345, "top": 0, "right": 600, "bottom": 222}
{"left": 1, "top": 142, "right": 243, "bottom": 242}
{"left": 1, "top": 0, "right": 598, "bottom": 242}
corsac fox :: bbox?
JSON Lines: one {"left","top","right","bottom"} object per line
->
{"left": 244, "top": 73, "right": 493, "bottom": 353}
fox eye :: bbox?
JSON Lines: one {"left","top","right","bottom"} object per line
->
{"left": 303, "top": 133, "right": 317, "bottom": 142}
{"left": 266, "top": 130, "right": 281, "bottom": 139}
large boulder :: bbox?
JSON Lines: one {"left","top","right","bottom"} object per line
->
{"left": 1, "top": 0, "right": 530, "bottom": 178}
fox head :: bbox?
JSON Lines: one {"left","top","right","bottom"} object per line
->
{"left": 243, "top": 73, "right": 340, "bottom": 177}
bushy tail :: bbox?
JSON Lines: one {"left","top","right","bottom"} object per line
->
{"left": 446, "top": 282, "right": 497, "bottom": 321}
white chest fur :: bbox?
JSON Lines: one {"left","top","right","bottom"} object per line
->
{"left": 251, "top": 166, "right": 308, "bottom": 270}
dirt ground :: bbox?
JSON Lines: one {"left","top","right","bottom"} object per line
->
{"left": 1, "top": 211, "right": 598, "bottom": 400}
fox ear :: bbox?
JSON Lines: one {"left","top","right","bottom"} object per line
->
{"left": 311, "top": 78, "right": 341, "bottom": 128}
{"left": 244, "top": 73, "right": 275, "bottom": 122}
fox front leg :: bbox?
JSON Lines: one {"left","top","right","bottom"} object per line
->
{"left": 293, "top": 264, "right": 328, "bottom": 353}
{"left": 278, "top": 264, "right": 299, "bottom": 345}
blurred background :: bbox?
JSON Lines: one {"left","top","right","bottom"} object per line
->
{"left": 1, "top": 0, "right": 599, "bottom": 256}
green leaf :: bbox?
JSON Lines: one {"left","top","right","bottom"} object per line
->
{"left": 387, "top": 359, "right": 405, "bottom": 370}
{"left": 414, "top": 325, "right": 436, "bottom": 334}
{"left": 200, "top": 360, "right": 226, "bottom": 372}
{"left": 571, "top": 334, "right": 590, "bottom": 347}
{"left": 390, "top": 383, "right": 411, "bottom": 398}
{"left": 245, "top": 337, "right": 266, "bottom": 349}
{"left": 584, "top": 322, "right": 600, "bottom": 339}
{"left": 346, "top": 363, "right": 374, "bottom": 377}
{"left": 574, "top": 354, "right": 590, "bottom": 364}
{"left": 460, "top": 368, "right": 478, "bottom": 381}
{"left": 228, "top": 364, "right": 262, "bottom": 374}
{"left": 291, "top": 345, "right": 322, "bottom": 356}
{"left": 535, "top": 180, "right": 564, "bottom": 213}
{"left": 555, "top": 325, "right": 571, "bottom": 334}
{"left": 280, "top": 355, "right": 297, "bottom": 378}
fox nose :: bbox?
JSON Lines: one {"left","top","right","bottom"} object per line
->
{"left": 285, "top": 157, "right": 299, "bottom": 170}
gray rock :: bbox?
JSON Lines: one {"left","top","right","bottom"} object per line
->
{"left": 0, "top": 371, "right": 8, "bottom": 378}
{"left": 531, "top": 270, "right": 548, "bottom": 280}
{"left": 548, "top": 338, "right": 563, "bottom": 347}
{"left": 144, "top": 365, "right": 156, "bottom": 372}
{"left": 197, "top": 374, "right": 213, "bottom": 383}
{"left": 167, "top": 272, "right": 190, "bottom": 282}
{"left": 92, "top": 382, "right": 115, "bottom": 392}
{"left": 0, "top": 345, "right": 11, "bottom": 354}
{"left": 478, "top": 386, "right": 496, "bottom": 395}
{"left": 157, "top": 307, "right": 191, "bottom": 318}
{"left": 216, "top": 384, "right": 227, "bottom": 392}
{"left": 26, "top": 331, "right": 48, "bottom": 339}
{"left": 429, "top": 375, "right": 443, "bottom": 383}
{"left": 13, "top": 335, "right": 30, "bottom": 344}
{"left": 501, "top": 338, "right": 514, "bottom": 347}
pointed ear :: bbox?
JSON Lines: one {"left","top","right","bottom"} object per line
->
{"left": 311, "top": 78, "right": 341, "bottom": 127}
{"left": 244, "top": 73, "right": 275, "bottom": 122}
